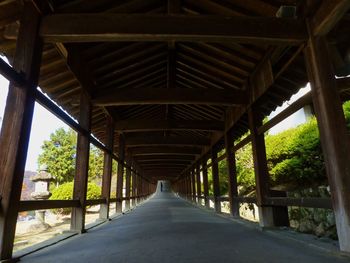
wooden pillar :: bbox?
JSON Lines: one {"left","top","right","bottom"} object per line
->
{"left": 191, "top": 169, "right": 196, "bottom": 202}
{"left": 225, "top": 131, "right": 239, "bottom": 217}
{"left": 196, "top": 163, "right": 201, "bottom": 204}
{"left": 131, "top": 165, "right": 137, "bottom": 207}
{"left": 202, "top": 158, "right": 210, "bottom": 208}
{"left": 0, "top": 3, "right": 43, "bottom": 260}
{"left": 99, "top": 116, "right": 114, "bottom": 220}
{"left": 116, "top": 135, "right": 125, "bottom": 213}
{"left": 125, "top": 154, "right": 131, "bottom": 210}
{"left": 211, "top": 148, "right": 221, "bottom": 213}
{"left": 71, "top": 91, "right": 92, "bottom": 232}
{"left": 305, "top": 36, "right": 350, "bottom": 252}
{"left": 248, "top": 108, "right": 274, "bottom": 227}
{"left": 186, "top": 175, "right": 190, "bottom": 199}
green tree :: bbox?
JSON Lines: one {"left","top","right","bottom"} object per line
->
{"left": 38, "top": 128, "right": 77, "bottom": 185}
{"left": 38, "top": 128, "right": 106, "bottom": 185}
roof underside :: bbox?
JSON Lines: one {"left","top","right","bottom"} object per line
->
{"left": 0, "top": 0, "right": 349, "bottom": 182}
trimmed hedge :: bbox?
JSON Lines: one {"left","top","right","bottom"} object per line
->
{"left": 50, "top": 181, "right": 101, "bottom": 215}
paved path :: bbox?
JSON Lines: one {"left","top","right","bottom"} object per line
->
{"left": 21, "top": 189, "right": 350, "bottom": 262}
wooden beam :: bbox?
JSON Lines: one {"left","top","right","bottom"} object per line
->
{"left": 248, "top": 108, "right": 274, "bottom": 227}
{"left": 0, "top": 3, "right": 43, "bottom": 260}
{"left": 125, "top": 135, "right": 210, "bottom": 147}
{"left": 202, "top": 158, "right": 209, "bottom": 208}
{"left": 135, "top": 155, "right": 195, "bottom": 161}
{"left": 114, "top": 119, "right": 224, "bottom": 132}
{"left": 305, "top": 35, "right": 350, "bottom": 252}
{"left": 71, "top": 91, "right": 91, "bottom": 233}
{"left": 99, "top": 116, "right": 114, "bottom": 220}
{"left": 196, "top": 163, "right": 201, "bottom": 203}
{"left": 131, "top": 146, "right": 202, "bottom": 156}
{"left": 93, "top": 87, "right": 248, "bottom": 106}
{"left": 312, "top": 0, "right": 350, "bottom": 36}
{"left": 40, "top": 14, "right": 307, "bottom": 45}
{"left": 125, "top": 153, "right": 132, "bottom": 210}
{"left": 224, "top": 131, "right": 239, "bottom": 217}
{"left": 211, "top": 149, "right": 221, "bottom": 213}
{"left": 116, "top": 135, "right": 125, "bottom": 213}
{"left": 131, "top": 164, "right": 137, "bottom": 207}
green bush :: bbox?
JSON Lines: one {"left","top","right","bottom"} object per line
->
{"left": 50, "top": 181, "right": 101, "bottom": 215}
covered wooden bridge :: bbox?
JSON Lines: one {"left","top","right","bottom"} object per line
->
{"left": 0, "top": 0, "right": 350, "bottom": 262}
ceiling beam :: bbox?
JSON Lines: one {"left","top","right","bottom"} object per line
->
{"left": 125, "top": 135, "right": 210, "bottom": 147}
{"left": 93, "top": 87, "right": 248, "bottom": 106}
{"left": 40, "top": 14, "right": 307, "bottom": 45}
{"left": 311, "top": 0, "right": 350, "bottom": 36}
{"left": 114, "top": 119, "right": 224, "bottom": 132}
{"left": 134, "top": 155, "right": 195, "bottom": 161}
{"left": 130, "top": 146, "right": 202, "bottom": 156}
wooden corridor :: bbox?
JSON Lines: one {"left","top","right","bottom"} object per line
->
{"left": 0, "top": 1, "right": 350, "bottom": 261}
{"left": 20, "top": 183, "right": 350, "bottom": 263}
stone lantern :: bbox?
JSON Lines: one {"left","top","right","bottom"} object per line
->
{"left": 30, "top": 165, "right": 54, "bottom": 223}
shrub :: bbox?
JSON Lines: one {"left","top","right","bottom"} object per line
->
{"left": 50, "top": 181, "right": 101, "bottom": 215}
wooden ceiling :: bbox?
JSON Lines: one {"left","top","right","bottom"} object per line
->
{"left": 0, "top": 0, "right": 349, "bottom": 181}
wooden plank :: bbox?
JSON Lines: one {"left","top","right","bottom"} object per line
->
{"left": 71, "top": 91, "right": 91, "bottom": 233}
{"left": 125, "top": 135, "right": 210, "bottom": 147}
{"left": 312, "top": 0, "right": 350, "bottom": 36}
{"left": 85, "top": 199, "right": 106, "bottom": 206}
{"left": 135, "top": 155, "right": 195, "bottom": 161}
{"left": 211, "top": 149, "right": 221, "bottom": 213}
{"left": 40, "top": 14, "right": 307, "bottom": 44}
{"left": 224, "top": 131, "right": 239, "bottom": 217}
{"left": 265, "top": 197, "right": 332, "bottom": 209}
{"left": 0, "top": 3, "right": 43, "bottom": 260}
{"left": 19, "top": 200, "right": 80, "bottom": 212}
{"left": 93, "top": 87, "right": 248, "bottom": 106}
{"left": 0, "top": 57, "right": 26, "bottom": 86}
{"left": 114, "top": 119, "right": 224, "bottom": 132}
{"left": 248, "top": 108, "right": 274, "bottom": 227}
{"left": 305, "top": 36, "right": 350, "bottom": 252}
{"left": 99, "top": 116, "right": 114, "bottom": 220}
{"left": 116, "top": 134, "right": 125, "bottom": 213}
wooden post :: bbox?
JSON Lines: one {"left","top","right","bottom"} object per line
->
{"left": 116, "top": 135, "right": 125, "bottom": 213}
{"left": 211, "top": 148, "right": 221, "bottom": 213}
{"left": 125, "top": 154, "right": 131, "bottom": 210}
{"left": 0, "top": 3, "right": 43, "bottom": 260}
{"left": 131, "top": 164, "right": 137, "bottom": 207}
{"left": 225, "top": 131, "right": 240, "bottom": 217}
{"left": 99, "top": 116, "right": 114, "bottom": 220}
{"left": 196, "top": 163, "right": 201, "bottom": 204}
{"left": 305, "top": 35, "right": 350, "bottom": 252}
{"left": 191, "top": 169, "right": 196, "bottom": 202}
{"left": 248, "top": 108, "right": 274, "bottom": 227}
{"left": 202, "top": 157, "right": 210, "bottom": 208}
{"left": 71, "top": 91, "right": 92, "bottom": 233}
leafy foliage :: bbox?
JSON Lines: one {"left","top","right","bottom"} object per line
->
{"left": 50, "top": 181, "right": 101, "bottom": 214}
{"left": 215, "top": 101, "right": 350, "bottom": 195}
{"left": 38, "top": 128, "right": 77, "bottom": 185}
{"left": 38, "top": 128, "right": 107, "bottom": 185}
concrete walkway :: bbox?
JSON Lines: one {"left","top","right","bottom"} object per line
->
{"left": 20, "top": 188, "right": 350, "bottom": 262}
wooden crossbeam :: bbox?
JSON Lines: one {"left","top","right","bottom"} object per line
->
{"left": 130, "top": 146, "right": 202, "bottom": 156}
{"left": 311, "top": 0, "right": 350, "bottom": 36}
{"left": 125, "top": 135, "right": 210, "bottom": 147}
{"left": 93, "top": 87, "right": 248, "bottom": 106}
{"left": 138, "top": 159, "right": 192, "bottom": 164}
{"left": 135, "top": 155, "right": 195, "bottom": 161}
{"left": 114, "top": 119, "right": 224, "bottom": 132}
{"left": 40, "top": 14, "right": 307, "bottom": 44}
